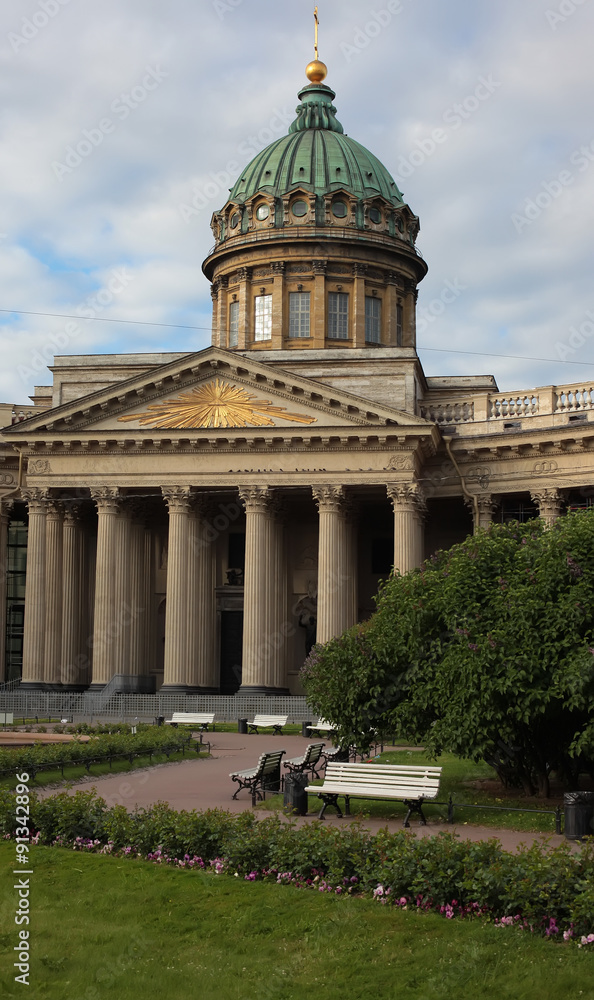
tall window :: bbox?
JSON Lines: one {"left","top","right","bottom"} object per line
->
{"left": 254, "top": 294, "right": 272, "bottom": 341}
{"left": 289, "top": 291, "right": 310, "bottom": 338}
{"left": 228, "top": 300, "right": 239, "bottom": 348}
{"left": 396, "top": 302, "right": 403, "bottom": 346}
{"left": 365, "top": 296, "right": 382, "bottom": 344}
{"left": 327, "top": 292, "right": 349, "bottom": 340}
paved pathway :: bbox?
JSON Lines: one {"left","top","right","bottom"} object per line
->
{"left": 40, "top": 731, "right": 575, "bottom": 852}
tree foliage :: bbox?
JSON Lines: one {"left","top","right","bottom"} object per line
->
{"left": 301, "top": 511, "right": 594, "bottom": 795}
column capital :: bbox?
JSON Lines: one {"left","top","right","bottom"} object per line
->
{"left": 312, "top": 485, "right": 348, "bottom": 515}
{"left": 387, "top": 483, "right": 426, "bottom": 516}
{"left": 271, "top": 261, "right": 286, "bottom": 276}
{"left": 63, "top": 501, "right": 84, "bottom": 526}
{"left": 0, "top": 498, "right": 14, "bottom": 521}
{"left": 91, "top": 487, "right": 121, "bottom": 514}
{"left": 46, "top": 500, "right": 64, "bottom": 521}
{"left": 352, "top": 263, "right": 368, "bottom": 277}
{"left": 237, "top": 266, "right": 252, "bottom": 282}
{"left": 239, "top": 485, "right": 276, "bottom": 515}
{"left": 21, "top": 488, "right": 49, "bottom": 514}
{"left": 531, "top": 488, "right": 563, "bottom": 524}
{"left": 312, "top": 259, "right": 327, "bottom": 275}
{"left": 162, "top": 486, "right": 193, "bottom": 514}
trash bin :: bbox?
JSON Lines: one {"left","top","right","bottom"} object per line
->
{"left": 301, "top": 721, "right": 312, "bottom": 738}
{"left": 237, "top": 718, "right": 248, "bottom": 735}
{"left": 564, "top": 791, "right": 594, "bottom": 840}
{"left": 155, "top": 716, "right": 165, "bottom": 727}
{"left": 263, "top": 763, "right": 282, "bottom": 794}
{"left": 283, "top": 772, "right": 309, "bottom": 815}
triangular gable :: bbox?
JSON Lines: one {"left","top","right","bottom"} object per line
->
{"left": 2, "top": 346, "right": 436, "bottom": 438}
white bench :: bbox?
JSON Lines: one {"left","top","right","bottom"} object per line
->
{"left": 307, "top": 718, "right": 336, "bottom": 737}
{"left": 164, "top": 712, "right": 216, "bottom": 732}
{"left": 306, "top": 762, "right": 442, "bottom": 825}
{"left": 247, "top": 714, "right": 288, "bottom": 735}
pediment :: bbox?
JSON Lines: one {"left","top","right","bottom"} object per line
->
{"left": 3, "top": 347, "right": 436, "bottom": 440}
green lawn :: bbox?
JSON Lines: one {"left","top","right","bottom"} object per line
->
{"left": 0, "top": 844, "right": 592, "bottom": 1000}
{"left": 263, "top": 750, "right": 565, "bottom": 833}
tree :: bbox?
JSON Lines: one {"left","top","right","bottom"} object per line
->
{"left": 301, "top": 511, "right": 594, "bottom": 796}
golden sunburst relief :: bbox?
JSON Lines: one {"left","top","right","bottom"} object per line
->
{"left": 118, "top": 379, "right": 318, "bottom": 429}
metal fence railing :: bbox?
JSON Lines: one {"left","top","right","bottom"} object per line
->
{"left": 0, "top": 691, "right": 313, "bottom": 723}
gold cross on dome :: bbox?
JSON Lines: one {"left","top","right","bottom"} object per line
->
{"left": 314, "top": 6, "right": 319, "bottom": 59}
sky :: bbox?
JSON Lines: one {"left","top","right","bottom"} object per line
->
{"left": 1, "top": 0, "right": 594, "bottom": 404}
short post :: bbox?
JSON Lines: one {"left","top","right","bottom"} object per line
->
{"left": 447, "top": 796, "right": 454, "bottom": 824}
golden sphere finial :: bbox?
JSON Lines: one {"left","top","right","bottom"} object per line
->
{"left": 306, "top": 59, "right": 328, "bottom": 84}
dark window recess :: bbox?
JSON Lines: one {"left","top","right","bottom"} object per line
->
{"left": 372, "top": 538, "right": 393, "bottom": 575}
{"left": 228, "top": 533, "right": 246, "bottom": 572}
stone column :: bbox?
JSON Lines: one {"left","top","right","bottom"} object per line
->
{"left": 237, "top": 267, "right": 252, "bottom": 348}
{"left": 239, "top": 486, "right": 279, "bottom": 692}
{"left": 0, "top": 501, "right": 12, "bottom": 683}
{"left": 313, "top": 486, "right": 353, "bottom": 644}
{"left": 312, "top": 259, "right": 327, "bottom": 349}
{"left": 61, "top": 506, "right": 82, "bottom": 687}
{"left": 271, "top": 262, "right": 285, "bottom": 350}
{"left": 271, "top": 513, "right": 290, "bottom": 691}
{"left": 43, "top": 501, "right": 63, "bottom": 689}
{"left": 352, "top": 263, "right": 367, "bottom": 348}
{"left": 531, "top": 488, "right": 563, "bottom": 526}
{"left": 385, "top": 276, "right": 399, "bottom": 346}
{"left": 90, "top": 488, "right": 121, "bottom": 688}
{"left": 112, "top": 503, "right": 132, "bottom": 678}
{"left": 387, "top": 484, "right": 426, "bottom": 574}
{"left": 186, "top": 499, "right": 217, "bottom": 691}
{"left": 21, "top": 489, "right": 47, "bottom": 688}
{"left": 217, "top": 276, "right": 229, "bottom": 348}
{"left": 161, "top": 487, "right": 193, "bottom": 692}
{"left": 471, "top": 494, "right": 498, "bottom": 534}
{"left": 128, "top": 519, "right": 147, "bottom": 678}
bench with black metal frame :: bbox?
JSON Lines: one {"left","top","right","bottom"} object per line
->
{"left": 283, "top": 742, "right": 326, "bottom": 781}
{"left": 230, "top": 749, "right": 286, "bottom": 807}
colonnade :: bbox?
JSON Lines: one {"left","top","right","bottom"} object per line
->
{"left": 13, "top": 479, "right": 537, "bottom": 690}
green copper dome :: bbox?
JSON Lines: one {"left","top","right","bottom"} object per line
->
{"left": 228, "top": 82, "right": 404, "bottom": 207}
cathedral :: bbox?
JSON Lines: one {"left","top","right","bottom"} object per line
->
{"left": 1, "top": 55, "right": 593, "bottom": 694}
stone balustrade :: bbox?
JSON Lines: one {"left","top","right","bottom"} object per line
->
{"left": 420, "top": 381, "right": 594, "bottom": 428}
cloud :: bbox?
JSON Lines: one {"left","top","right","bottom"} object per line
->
{"left": 0, "top": 0, "right": 593, "bottom": 402}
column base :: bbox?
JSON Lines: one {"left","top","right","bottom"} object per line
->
{"left": 158, "top": 684, "right": 196, "bottom": 694}
{"left": 18, "top": 682, "right": 46, "bottom": 691}
{"left": 237, "top": 685, "right": 291, "bottom": 695}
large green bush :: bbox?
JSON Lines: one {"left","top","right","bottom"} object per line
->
{"left": 302, "top": 512, "right": 594, "bottom": 795}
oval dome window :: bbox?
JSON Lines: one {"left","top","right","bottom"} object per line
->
{"left": 332, "top": 201, "right": 348, "bottom": 218}
{"left": 230, "top": 212, "right": 240, "bottom": 229}
{"left": 256, "top": 204, "right": 270, "bottom": 221}
{"left": 291, "top": 200, "right": 308, "bottom": 218}
{"left": 369, "top": 208, "right": 382, "bottom": 224}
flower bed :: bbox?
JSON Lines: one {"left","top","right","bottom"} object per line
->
{"left": 1, "top": 788, "right": 593, "bottom": 944}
